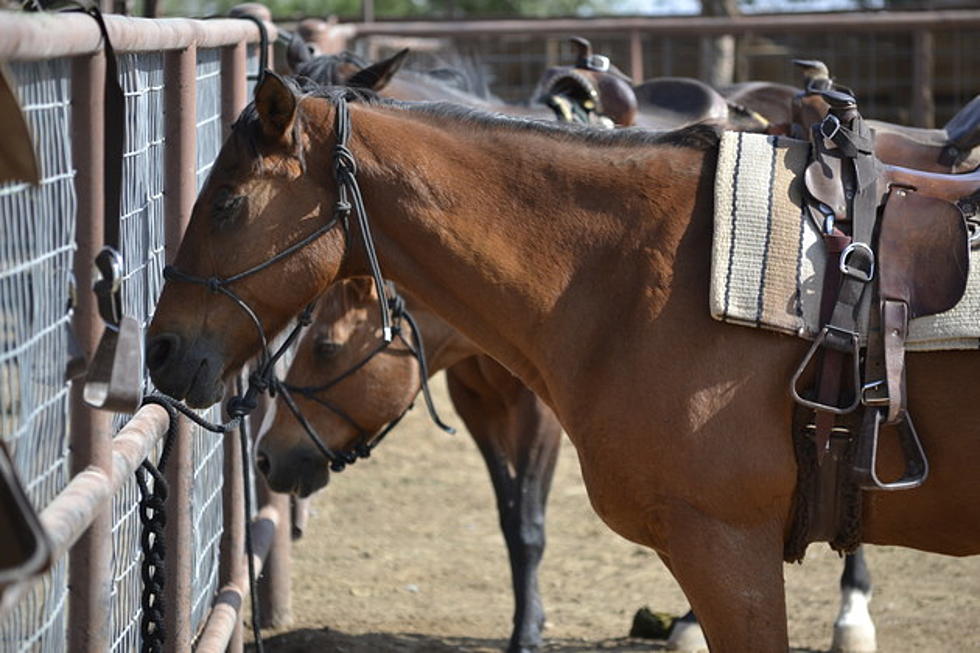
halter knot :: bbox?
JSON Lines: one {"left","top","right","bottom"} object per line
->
{"left": 387, "top": 293, "right": 406, "bottom": 317}
{"left": 206, "top": 277, "right": 222, "bottom": 293}
{"left": 226, "top": 394, "right": 258, "bottom": 419}
{"left": 333, "top": 145, "right": 357, "bottom": 178}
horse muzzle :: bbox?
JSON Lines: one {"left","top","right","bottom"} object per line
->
{"left": 146, "top": 331, "right": 226, "bottom": 408}
{"left": 255, "top": 442, "right": 330, "bottom": 497}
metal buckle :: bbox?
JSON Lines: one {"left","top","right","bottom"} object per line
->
{"left": 790, "top": 325, "right": 862, "bottom": 415}
{"left": 587, "top": 54, "right": 610, "bottom": 72}
{"left": 966, "top": 218, "right": 980, "bottom": 249}
{"left": 860, "top": 379, "right": 890, "bottom": 407}
{"left": 819, "top": 113, "right": 841, "bottom": 142}
{"left": 839, "top": 242, "right": 875, "bottom": 282}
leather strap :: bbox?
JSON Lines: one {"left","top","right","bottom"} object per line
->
{"left": 882, "top": 299, "right": 909, "bottom": 425}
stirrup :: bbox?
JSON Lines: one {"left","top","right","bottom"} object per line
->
{"left": 853, "top": 409, "right": 929, "bottom": 491}
{"left": 790, "top": 325, "right": 862, "bottom": 415}
{"left": 83, "top": 247, "right": 143, "bottom": 413}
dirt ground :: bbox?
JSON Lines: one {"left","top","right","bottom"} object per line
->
{"left": 251, "top": 374, "right": 980, "bottom": 653}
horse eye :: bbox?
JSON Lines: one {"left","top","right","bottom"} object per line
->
{"left": 314, "top": 339, "right": 342, "bottom": 359}
{"left": 213, "top": 191, "right": 246, "bottom": 225}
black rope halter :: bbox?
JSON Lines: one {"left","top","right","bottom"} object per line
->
{"left": 273, "top": 287, "right": 455, "bottom": 472}
{"left": 162, "top": 93, "right": 392, "bottom": 420}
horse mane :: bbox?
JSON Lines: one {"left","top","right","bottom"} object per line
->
{"left": 233, "top": 78, "right": 721, "bottom": 156}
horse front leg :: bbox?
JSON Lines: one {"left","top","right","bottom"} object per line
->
{"left": 659, "top": 506, "right": 789, "bottom": 653}
{"left": 833, "top": 547, "right": 877, "bottom": 653}
{"left": 446, "top": 360, "right": 561, "bottom": 653}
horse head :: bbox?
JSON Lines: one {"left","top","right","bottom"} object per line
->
{"left": 147, "top": 74, "right": 350, "bottom": 407}
{"left": 293, "top": 48, "right": 410, "bottom": 92}
{"left": 255, "top": 278, "right": 422, "bottom": 496}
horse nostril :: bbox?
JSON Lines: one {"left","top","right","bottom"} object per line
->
{"left": 255, "top": 451, "right": 271, "bottom": 476}
{"left": 146, "top": 333, "right": 180, "bottom": 372}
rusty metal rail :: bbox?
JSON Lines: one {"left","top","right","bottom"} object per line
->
{"left": 343, "top": 9, "right": 980, "bottom": 37}
{"left": 0, "top": 8, "right": 288, "bottom": 653}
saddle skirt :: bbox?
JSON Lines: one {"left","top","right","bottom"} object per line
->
{"left": 710, "top": 130, "right": 980, "bottom": 351}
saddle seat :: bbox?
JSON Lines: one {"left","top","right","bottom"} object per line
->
{"left": 632, "top": 77, "right": 728, "bottom": 130}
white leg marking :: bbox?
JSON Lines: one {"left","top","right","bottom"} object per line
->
{"left": 832, "top": 588, "right": 877, "bottom": 653}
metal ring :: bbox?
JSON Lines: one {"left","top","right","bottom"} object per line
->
{"left": 839, "top": 241, "right": 875, "bottom": 282}
{"left": 819, "top": 113, "right": 841, "bottom": 141}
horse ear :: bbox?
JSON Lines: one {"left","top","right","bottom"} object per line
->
{"left": 254, "top": 71, "right": 297, "bottom": 141}
{"left": 346, "top": 48, "right": 409, "bottom": 91}
{"left": 347, "top": 277, "right": 377, "bottom": 305}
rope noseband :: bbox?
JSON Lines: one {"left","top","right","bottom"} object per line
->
{"left": 274, "top": 289, "right": 455, "bottom": 473}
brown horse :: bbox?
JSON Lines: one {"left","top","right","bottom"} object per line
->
{"left": 147, "top": 76, "right": 980, "bottom": 651}
{"left": 257, "top": 279, "right": 561, "bottom": 652}
{"left": 258, "top": 279, "right": 878, "bottom": 652}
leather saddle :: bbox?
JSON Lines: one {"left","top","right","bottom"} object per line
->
{"left": 792, "top": 59, "right": 980, "bottom": 173}
{"left": 632, "top": 77, "right": 729, "bottom": 130}
{"left": 792, "top": 88, "right": 974, "bottom": 515}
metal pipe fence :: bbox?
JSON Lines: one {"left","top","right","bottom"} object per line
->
{"left": 0, "top": 11, "right": 283, "bottom": 653}
{"left": 323, "top": 10, "right": 980, "bottom": 126}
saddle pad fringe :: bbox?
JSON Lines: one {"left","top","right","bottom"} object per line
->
{"left": 711, "top": 131, "right": 980, "bottom": 351}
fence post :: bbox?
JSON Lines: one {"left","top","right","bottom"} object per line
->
{"left": 912, "top": 29, "right": 935, "bottom": 129}
{"left": 219, "top": 40, "right": 248, "bottom": 653}
{"left": 628, "top": 30, "right": 643, "bottom": 85}
{"left": 68, "top": 50, "right": 114, "bottom": 653}
{"left": 162, "top": 43, "right": 197, "bottom": 653}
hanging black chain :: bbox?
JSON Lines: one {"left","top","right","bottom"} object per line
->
{"left": 134, "top": 396, "right": 179, "bottom": 653}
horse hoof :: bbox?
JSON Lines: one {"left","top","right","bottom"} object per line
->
{"left": 666, "top": 619, "right": 708, "bottom": 652}
{"left": 832, "top": 589, "right": 877, "bottom": 653}
{"left": 831, "top": 624, "right": 878, "bottom": 653}
{"left": 832, "top": 622, "right": 877, "bottom": 653}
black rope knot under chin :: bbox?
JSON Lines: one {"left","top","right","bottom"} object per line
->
{"left": 226, "top": 394, "right": 258, "bottom": 418}
{"left": 206, "top": 277, "right": 223, "bottom": 293}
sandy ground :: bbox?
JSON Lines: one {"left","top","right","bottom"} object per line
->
{"left": 250, "top": 374, "right": 980, "bottom": 653}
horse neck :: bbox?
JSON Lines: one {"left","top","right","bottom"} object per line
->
{"left": 403, "top": 295, "right": 479, "bottom": 377}
{"left": 324, "top": 102, "right": 710, "bottom": 404}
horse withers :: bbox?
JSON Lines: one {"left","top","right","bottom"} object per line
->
{"left": 147, "top": 74, "right": 980, "bottom": 651}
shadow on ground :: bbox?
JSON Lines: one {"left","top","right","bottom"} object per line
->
{"left": 247, "top": 628, "right": 670, "bottom": 652}
{"left": 247, "top": 628, "right": 828, "bottom": 652}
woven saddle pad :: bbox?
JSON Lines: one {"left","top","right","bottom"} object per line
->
{"left": 710, "top": 130, "right": 980, "bottom": 351}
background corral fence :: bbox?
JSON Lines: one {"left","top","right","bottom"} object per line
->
{"left": 0, "top": 10, "right": 293, "bottom": 653}
{"left": 296, "top": 10, "right": 980, "bottom": 128}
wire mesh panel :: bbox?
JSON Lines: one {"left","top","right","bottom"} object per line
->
{"left": 189, "top": 47, "right": 225, "bottom": 638}
{"left": 0, "top": 57, "right": 75, "bottom": 653}
{"left": 247, "top": 43, "right": 261, "bottom": 100}
{"left": 108, "top": 51, "right": 167, "bottom": 653}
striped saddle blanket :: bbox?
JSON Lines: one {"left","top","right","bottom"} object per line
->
{"left": 710, "top": 131, "right": 980, "bottom": 351}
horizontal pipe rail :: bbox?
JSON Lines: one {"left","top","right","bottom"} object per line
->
{"left": 194, "top": 505, "right": 281, "bottom": 653}
{"left": 0, "top": 13, "right": 277, "bottom": 60}
{"left": 0, "top": 404, "right": 170, "bottom": 618}
{"left": 345, "top": 9, "right": 980, "bottom": 38}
